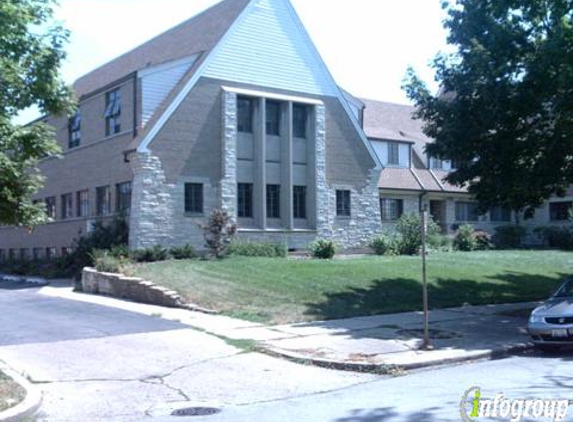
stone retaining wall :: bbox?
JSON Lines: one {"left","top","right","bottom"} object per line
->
{"left": 81, "top": 267, "right": 183, "bottom": 308}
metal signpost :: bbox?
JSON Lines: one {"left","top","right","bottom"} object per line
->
{"left": 421, "top": 206, "right": 433, "bottom": 350}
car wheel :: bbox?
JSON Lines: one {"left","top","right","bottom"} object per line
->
{"left": 535, "top": 344, "right": 560, "bottom": 353}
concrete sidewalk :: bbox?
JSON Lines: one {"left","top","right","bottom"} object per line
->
{"left": 39, "top": 283, "right": 536, "bottom": 373}
{"left": 259, "top": 303, "right": 536, "bottom": 372}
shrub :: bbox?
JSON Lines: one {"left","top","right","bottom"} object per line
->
{"left": 68, "top": 215, "right": 129, "bottom": 277}
{"left": 426, "top": 234, "right": 453, "bottom": 252}
{"left": 370, "top": 233, "right": 401, "bottom": 256}
{"left": 169, "top": 244, "right": 198, "bottom": 260}
{"left": 453, "top": 224, "right": 478, "bottom": 251}
{"left": 132, "top": 245, "right": 171, "bottom": 263}
{"left": 474, "top": 230, "right": 493, "bottom": 250}
{"left": 91, "top": 250, "right": 130, "bottom": 274}
{"left": 534, "top": 226, "right": 573, "bottom": 250}
{"left": 396, "top": 213, "right": 441, "bottom": 255}
{"left": 228, "top": 240, "right": 288, "bottom": 258}
{"left": 199, "top": 209, "right": 237, "bottom": 259}
{"left": 494, "top": 225, "right": 526, "bottom": 249}
{"left": 309, "top": 239, "right": 336, "bottom": 259}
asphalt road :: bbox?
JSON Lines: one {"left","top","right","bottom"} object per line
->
{"left": 154, "top": 352, "right": 573, "bottom": 422}
{"left": 0, "top": 281, "right": 374, "bottom": 422}
{"left": 2, "top": 281, "right": 572, "bottom": 422}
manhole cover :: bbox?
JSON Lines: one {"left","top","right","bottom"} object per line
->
{"left": 171, "top": 407, "right": 222, "bottom": 417}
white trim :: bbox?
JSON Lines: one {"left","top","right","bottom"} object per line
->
{"left": 222, "top": 86, "right": 323, "bottom": 105}
{"left": 138, "top": 0, "right": 258, "bottom": 153}
{"left": 281, "top": 0, "right": 382, "bottom": 170}
{"left": 137, "top": 54, "right": 199, "bottom": 79}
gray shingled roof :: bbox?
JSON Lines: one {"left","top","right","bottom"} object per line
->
{"left": 361, "top": 98, "right": 432, "bottom": 161}
{"left": 363, "top": 98, "right": 469, "bottom": 193}
{"left": 73, "top": 0, "right": 252, "bottom": 98}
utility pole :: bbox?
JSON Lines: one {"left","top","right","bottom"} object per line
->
{"left": 421, "top": 205, "right": 433, "bottom": 350}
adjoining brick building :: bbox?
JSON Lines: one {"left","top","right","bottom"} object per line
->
{"left": 1, "top": 0, "right": 571, "bottom": 260}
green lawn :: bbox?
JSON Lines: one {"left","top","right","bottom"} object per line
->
{"left": 0, "top": 371, "right": 25, "bottom": 412}
{"left": 132, "top": 250, "right": 573, "bottom": 324}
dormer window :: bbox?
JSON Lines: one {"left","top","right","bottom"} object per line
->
{"left": 68, "top": 111, "right": 81, "bottom": 149}
{"left": 387, "top": 142, "right": 400, "bottom": 165}
{"left": 104, "top": 89, "right": 121, "bottom": 136}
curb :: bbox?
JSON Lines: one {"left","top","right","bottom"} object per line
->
{"left": 262, "top": 342, "right": 533, "bottom": 374}
{"left": 0, "top": 365, "right": 42, "bottom": 422}
{"left": 0, "top": 274, "right": 49, "bottom": 286}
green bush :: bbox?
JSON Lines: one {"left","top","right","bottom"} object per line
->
{"left": 68, "top": 215, "right": 129, "bottom": 277}
{"left": 132, "top": 245, "right": 171, "bottom": 263}
{"left": 169, "top": 245, "right": 198, "bottom": 260}
{"left": 426, "top": 234, "right": 453, "bottom": 252}
{"left": 494, "top": 225, "right": 526, "bottom": 249}
{"left": 228, "top": 240, "right": 288, "bottom": 258}
{"left": 396, "top": 213, "right": 441, "bottom": 255}
{"left": 474, "top": 230, "right": 493, "bottom": 250}
{"left": 534, "top": 226, "right": 573, "bottom": 250}
{"left": 91, "top": 250, "right": 129, "bottom": 274}
{"left": 454, "top": 224, "right": 478, "bottom": 251}
{"left": 309, "top": 239, "right": 337, "bottom": 259}
{"left": 370, "top": 233, "right": 401, "bottom": 256}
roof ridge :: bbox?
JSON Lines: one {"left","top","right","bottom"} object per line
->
{"left": 73, "top": 0, "right": 252, "bottom": 98}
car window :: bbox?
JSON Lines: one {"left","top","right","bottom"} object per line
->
{"left": 554, "top": 280, "right": 573, "bottom": 297}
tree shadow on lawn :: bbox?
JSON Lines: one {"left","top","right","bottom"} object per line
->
{"left": 301, "top": 272, "right": 568, "bottom": 346}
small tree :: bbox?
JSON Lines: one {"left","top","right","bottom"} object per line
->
{"left": 200, "top": 209, "right": 237, "bottom": 259}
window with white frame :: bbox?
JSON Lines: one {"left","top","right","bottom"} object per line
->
{"left": 456, "top": 202, "right": 479, "bottom": 222}
{"left": 61, "top": 193, "right": 73, "bottom": 219}
{"left": 293, "top": 186, "right": 307, "bottom": 219}
{"left": 68, "top": 111, "right": 81, "bottom": 148}
{"left": 380, "top": 198, "right": 404, "bottom": 221}
{"left": 336, "top": 190, "right": 351, "bottom": 217}
{"left": 77, "top": 189, "right": 90, "bottom": 217}
{"left": 266, "top": 184, "right": 281, "bottom": 219}
{"left": 387, "top": 142, "right": 400, "bottom": 166}
{"left": 104, "top": 89, "right": 121, "bottom": 136}
{"left": 96, "top": 186, "right": 111, "bottom": 216}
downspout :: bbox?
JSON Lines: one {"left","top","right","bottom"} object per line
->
{"left": 419, "top": 191, "right": 428, "bottom": 212}
{"left": 132, "top": 72, "right": 138, "bottom": 138}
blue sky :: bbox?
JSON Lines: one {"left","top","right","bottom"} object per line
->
{"left": 19, "top": 0, "right": 450, "bottom": 123}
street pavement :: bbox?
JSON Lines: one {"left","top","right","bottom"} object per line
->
{"left": 0, "top": 281, "right": 375, "bottom": 422}
{"left": 151, "top": 352, "right": 573, "bottom": 422}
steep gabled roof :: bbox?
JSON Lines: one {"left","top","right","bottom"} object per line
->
{"left": 73, "top": 0, "right": 252, "bottom": 98}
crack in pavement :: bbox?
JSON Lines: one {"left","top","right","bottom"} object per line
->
{"left": 28, "top": 351, "right": 242, "bottom": 385}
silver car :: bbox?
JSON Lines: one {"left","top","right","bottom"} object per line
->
{"left": 528, "top": 278, "right": 573, "bottom": 351}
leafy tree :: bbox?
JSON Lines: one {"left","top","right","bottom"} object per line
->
{"left": 0, "top": 0, "right": 74, "bottom": 227}
{"left": 404, "top": 0, "right": 573, "bottom": 218}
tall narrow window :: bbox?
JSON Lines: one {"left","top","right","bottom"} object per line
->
{"left": 387, "top": 142, "right": 400, "bottom": 166}
{"left": 380, "top": 198, "right": 404, "bottom": 221}
{"left": 293, "top": 186, "right": 307, "bottom": 219}
{"left": 184, "top": 183, "right": 204, "bottom": 214}
{"left": 266, "top": 185, "right": 281, "bottom": 219}
{"left": 266, "top": 100, "right": 281, "bottom": 136}
{"left": 61, "top": 193, "right": 73, "bottom": 219}
{"left": 77, "top": 189, "right": 90, "bottom": 217}
{"left": 237, "top": 183, "right": 253, "bottom": 218}
{"left": 336, "top": 190, "right": 351, "bottom": 217}
{"left": 104, "top": 89, "right": 121, "bottom": 136}
{"left": 68, "top": 111, "right": 81, "bottom": 148}
{"left": 46, "top": 247, "right": 56, "bottom": 261}
{"left": 456, "top": 202, "right": 479, "bottom": 222}
{"left": 293, "top": 104, "right": 307, "bottom": 139}
{"left": 45, "top": 197, "right": 56, "bottom": 219}
{"left": 33, "top": 248, "right": 43, "bottom": 261}
{"left": 116, "top": 182, "right": 132, "bottom": 213}
{"left": 96, "top": 186, "right": 111, "bottom": 216}
{"left": 0, "top": 249, "right": 5, "bottom": 263}
{"left": 237, "top": 97, "right": 253, "bottom": 133}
